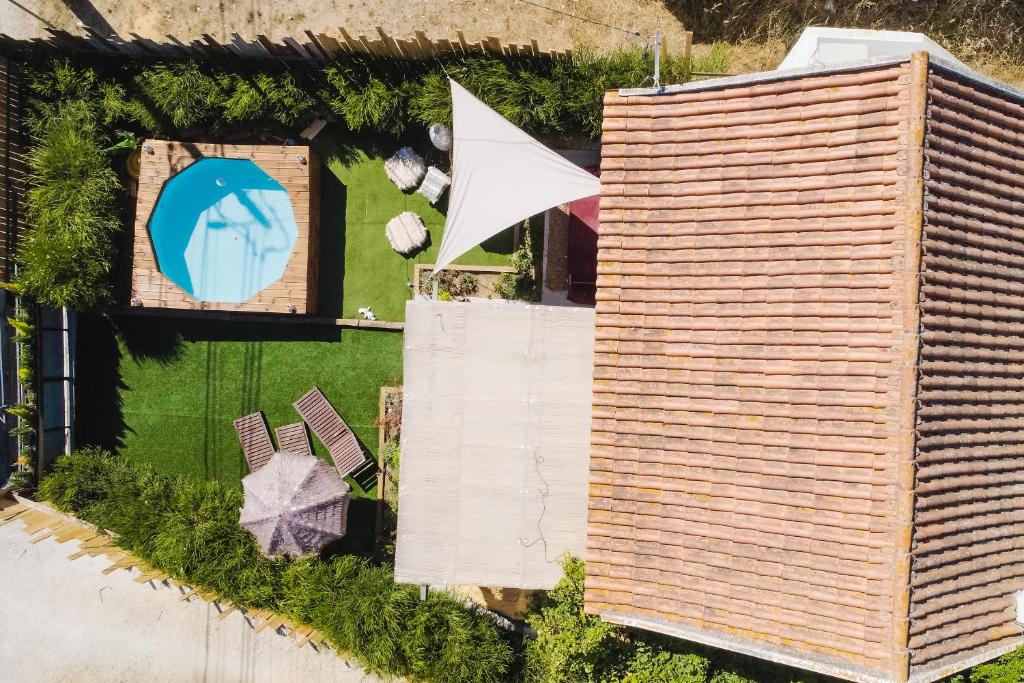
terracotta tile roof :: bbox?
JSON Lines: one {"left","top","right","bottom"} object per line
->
{"left": 587, "top": 59, "right": 922, "bottom": 682}
{"left": 909, "top": 66, "right": 1024, "bottom": 678}
{"left": 588, "top": 51, "right": 1024, "bottom": 683}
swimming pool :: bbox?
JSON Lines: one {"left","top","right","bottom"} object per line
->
{"left": 148, "top": 158, "right": 299, "bottom": 304}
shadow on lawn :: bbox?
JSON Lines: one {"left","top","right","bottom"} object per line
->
{"left": 317, "top": 168, "right": 347, "bottom": 318}
{"left": 114, "top": 314, "right": 344, "bottom": 365}
{"left": 321, "top": 497, "right": 379, "bottom": 559}
{"left": 74, "top": 315, "right": 129, "bottom": 451}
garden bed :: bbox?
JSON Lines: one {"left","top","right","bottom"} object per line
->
{"left": 413, "top": 263, "right": 517, "bottom": 300}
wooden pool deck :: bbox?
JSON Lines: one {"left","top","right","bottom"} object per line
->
{"left": 131, "top": 140, "right": 320, "bottom": 315}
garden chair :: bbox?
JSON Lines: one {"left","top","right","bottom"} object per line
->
{"left": 234, "top": 412, "right": 275, "bottom": 472}
{"left": 294, "top": 387, "right": 366, "bottom": 477}
{"left": 275, "top": 422, "right": 313, "bottom": 458}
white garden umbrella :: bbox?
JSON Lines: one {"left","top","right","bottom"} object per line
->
{"left": 239, "top": 451, "right": 351, "bottom": 557}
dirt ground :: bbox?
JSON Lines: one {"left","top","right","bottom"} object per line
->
{"left": 2, "top": 0, "right": 692, "bottom": 55}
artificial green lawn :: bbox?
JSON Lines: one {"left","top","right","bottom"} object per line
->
{"left": 77, "top": 129, "right": 504, "bottom": 496}
{"left": 75, "top": 314, "right": 403, "bottom": 496}
{"left": 314, "top": 127, "right": 514, "bottom": 322}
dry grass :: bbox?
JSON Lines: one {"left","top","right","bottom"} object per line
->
{"left": 669, "top": 0, "right": 1024, "bottom": 87}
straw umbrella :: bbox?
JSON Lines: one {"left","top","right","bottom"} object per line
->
{"left": 239, "top": 451, "right": 351, "bottom": 557}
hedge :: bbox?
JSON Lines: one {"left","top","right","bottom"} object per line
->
{"left": 17, "top": 49, "right": 721, "bottom": 311}
{"left": 38, "top": 448, "right": 513, "bottom": 683}
{"left": 26, "top": 47, "right": 717, "bottom": 144}
{"left": 19, "top": 98, "right": 121, "bottom": 310}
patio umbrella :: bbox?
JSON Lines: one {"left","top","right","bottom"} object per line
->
{"left": 239, "top": 451, "right": 351, "bottom": 558}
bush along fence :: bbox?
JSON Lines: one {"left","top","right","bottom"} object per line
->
{"left": 38, "top": 448, "right": 514, "bottom": 683}
{"left": 9, "top": 48, "right": 728, "bottom": 312}
{"left": 2, "top": 281, "right": 36, "bottom": 491}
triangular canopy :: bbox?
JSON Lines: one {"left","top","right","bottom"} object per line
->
{"left": 432, "top": 79, "right": 600, "bottom": 274}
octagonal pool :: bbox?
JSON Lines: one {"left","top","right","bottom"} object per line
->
{"left": 148, "top": 158, "right": 298, "bottom": 303}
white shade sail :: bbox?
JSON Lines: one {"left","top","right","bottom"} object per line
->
{"left": 433, "top": 79, "right": 600, "bottom": 274}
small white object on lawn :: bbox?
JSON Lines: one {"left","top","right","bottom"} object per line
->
{"left": 429, "top": 123, "right": 453, "bottom": 151}
{"left": 384, "top": 147, "right": 426, "bottom": 191}
{"left": 417, "top": 166, "right": 451, "bottom": 204}
{"left": 358, "top": 307, "right": 377, "bottom": 321}
{"left": 385, "top": 211, "right": 429, "bottom": 255}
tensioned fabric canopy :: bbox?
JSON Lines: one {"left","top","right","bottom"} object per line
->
{"left": 432, "top": 79, "right": 601, "bottom": 274}
{"left": 395, "top": 299, "right": 594, "bottom": 589}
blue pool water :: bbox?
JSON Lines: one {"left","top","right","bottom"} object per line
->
{"left": 148, "top": 158, "right": 299, "bottom": 303}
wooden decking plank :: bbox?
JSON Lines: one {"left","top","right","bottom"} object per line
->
{"left": 217, "top": 605, "right": 238, "bottom": 620}
{"left": 255, "top": 613, "right": 288, "bottom": 633}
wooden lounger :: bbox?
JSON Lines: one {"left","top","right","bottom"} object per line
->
{"left": 276, "top": 422, "right": 313, "bottom": 457}
{"left": 294, "top": 387, "right": 365, "bottom": 477}
{"left": 234, "top": 412, "right": 275, "bottom": 472}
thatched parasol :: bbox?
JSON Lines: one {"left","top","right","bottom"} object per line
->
{"left": 239, "top": 451, "right": 351, "bottom": 558}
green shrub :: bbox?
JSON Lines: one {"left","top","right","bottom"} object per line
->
{"left": 494, "top": 219, "right": 542, "bottom": 301}
{"left": 321, "top": 60, "right": 407, "bottom": 135}
{"left": 99, "top": 81, "right": 163, "bottom": 133}
{"left": 27, "top": 46, "right": 721, "bottom": 145}
{"left": 965, "top": 647, "right": 1024, "bottom": 683}
{"left": 136, "top": 61, "right": 224, "bottom": 129}
{"left": 39, "top": 448, "right": 513, "bottom": 683}
{"left": 220, "top": 73, "right": 270, "bottom": 124}
{"left": 19, "top": 99, "right": 120, "bottom": 310}
{"left": 257, "top": 72, "right": 315, "bottom": 126}
{"left": 525, "top": 556, "right": 635, "bottom": 682}
{"left": 4, "top": 469, "right": 33, "bottom": 490}
{"left": 26, "top": 58, "right": 99, "bottom": 102}
{"left": 407, "top": 70, "right": 452, "bottom": 127}
{"left": 624, "top": 643, "right": 710, "bottom": 683}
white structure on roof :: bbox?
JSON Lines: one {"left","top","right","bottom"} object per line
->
{"left": 395, "top": 299, "right": 593, "bottom": 589}
{"left": 778, "top": 27, "right": 965, "bottom": 71}
{"left": 432, "top": 80, "right": 599, "bottom": 274}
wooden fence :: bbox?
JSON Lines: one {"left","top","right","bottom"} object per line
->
{"left": 0, "top": 55, "right": 25, "bottom": 282}
{"left": 0, "top": 26, "right": 590, "bottom": 63}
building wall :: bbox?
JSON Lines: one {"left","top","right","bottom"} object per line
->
{"left": 909, "top": 64, "right": 1024, "bottom": 678}
{"left": 587, "top": 61, "right": 924, "bottom": 680}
